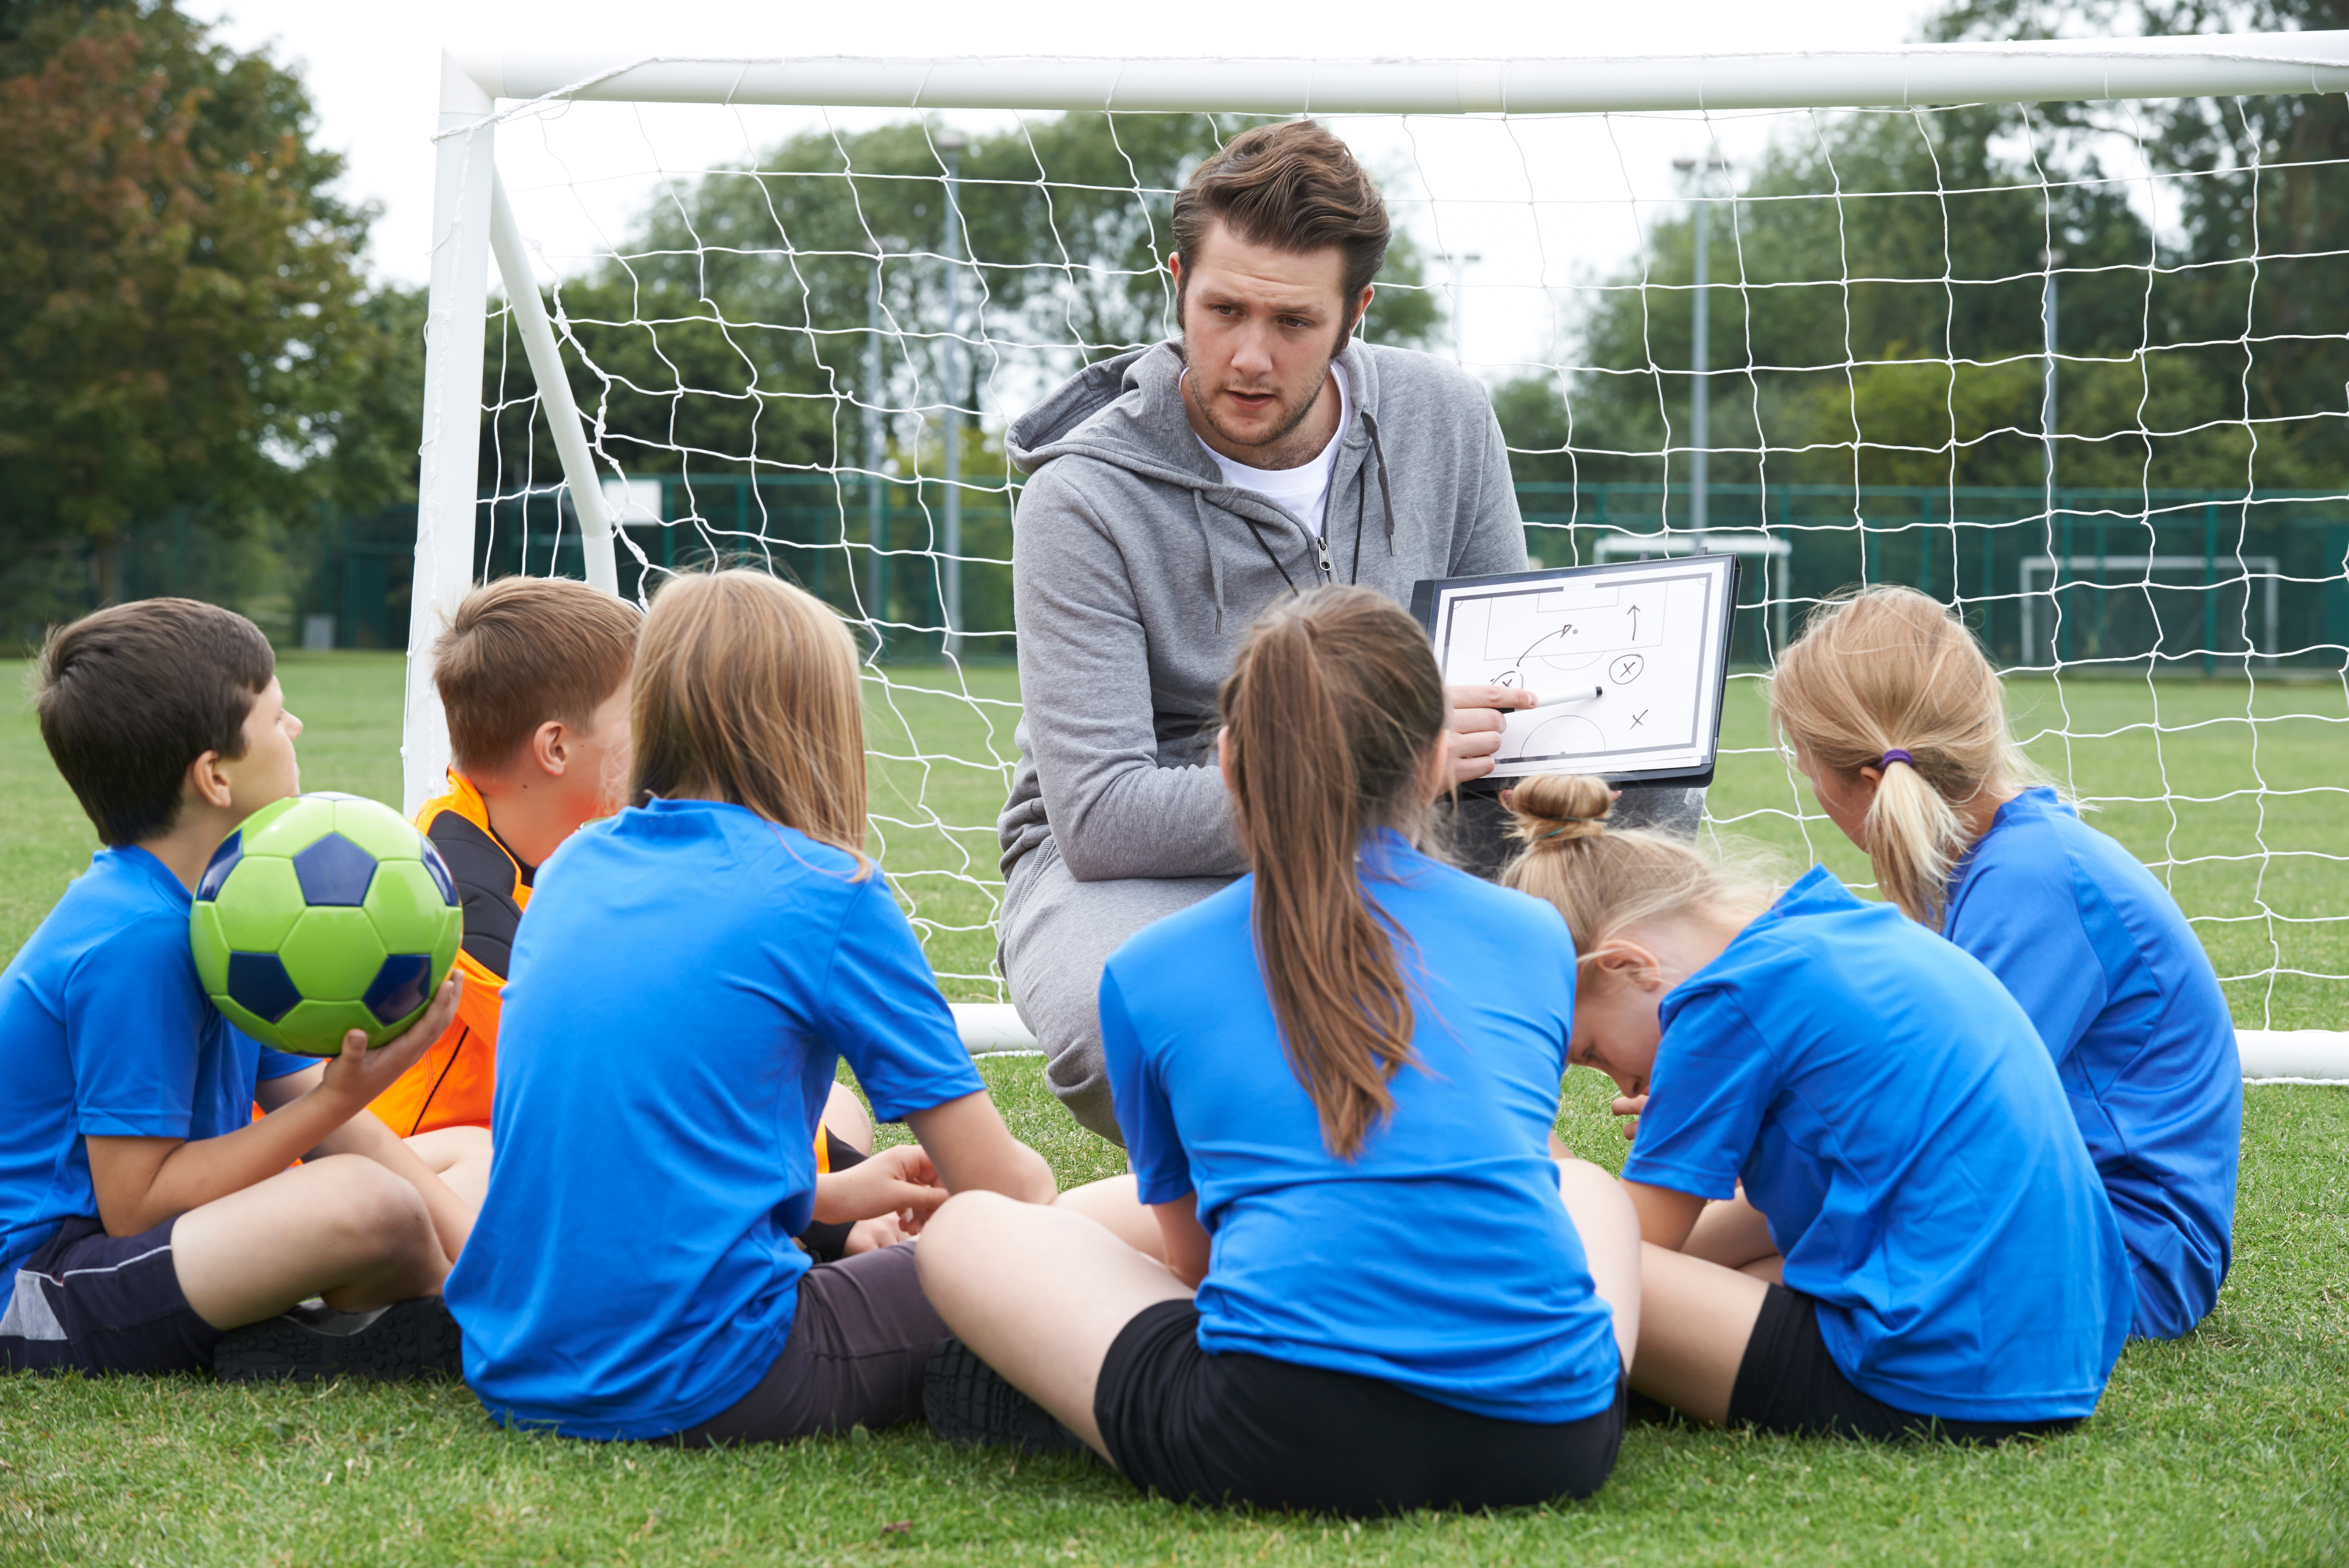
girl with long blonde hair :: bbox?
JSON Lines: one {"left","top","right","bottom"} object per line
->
{"left": 1771, "top": 585, "right": 2240, "bottom": 1340}
{"left": 918, "top": 586, "right": 1640, "bottom": 1515}
{"left": 1502, "top": 776, "right": 2131, "bottom": 1442}
{"left": 444, "top": 570, "right": 1054, "bottom": 1445}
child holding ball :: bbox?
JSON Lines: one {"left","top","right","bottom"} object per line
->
{"left": 1, "top": 600, "right": 480, "bottom": 1381}
{"left": 1503, "top": 777, "right": 2131, "bottom": 1441}
{"left": 917, "top": 587, "right": 1640, "bottom": 1515}
{"left": 445, "top": 570, "right": 1056, "bottom": 1444}
{"left": 1771, "top": 586, "right": 2240, "bottom": 1340}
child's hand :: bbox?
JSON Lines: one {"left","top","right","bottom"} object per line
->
{"left": 812, "top": 1144, "right": 951, "bottom": 1230}
{"left": 843, "top": 1213, "right": 912, "bottom": 1254}
{"left": 318, "top": 975, "right": 462, "bottom": 1107}
{"left": 1611, "top": 1093, "right": 1648, "bottom": 1142}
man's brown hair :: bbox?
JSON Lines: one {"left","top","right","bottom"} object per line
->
{"left": 1171, "top": 120, "right": 1391, "bottom": 331}
{"left": 434, "top": 577, "right": 641, "bottom": 774}
{"left": 36, "top": 598, "right": 276, "bottom": 847}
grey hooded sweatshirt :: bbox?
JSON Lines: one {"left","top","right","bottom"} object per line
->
{"left": 997, "top": 337, "right": 1528, "bottom": 887}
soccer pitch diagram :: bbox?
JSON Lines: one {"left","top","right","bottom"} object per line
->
{"left": 1429, "top": 555, "right": 1734, "bottom": 779}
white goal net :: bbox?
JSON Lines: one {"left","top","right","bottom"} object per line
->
{"left": 406, "top": 39, "right": 2349, "bottom": 1035}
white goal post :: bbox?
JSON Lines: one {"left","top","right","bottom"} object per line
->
{"left": 407, "top": 33, "right": 2349, "bottom": 1075}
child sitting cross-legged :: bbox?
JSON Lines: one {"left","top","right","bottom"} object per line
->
{"left": 444, "top": 570, "right": 1058, "bottom": 1444}
{"left": 371, "top": 574, "right": 901, "bottom": 1258}
{"left": 916, "top": 586, "right": 1641, "bottom": 1516}
{"left": 1502, "top": 776, "right": 2133, "bottom": 1443}
{"left": 1, "top": 600, "right": 480, "bottom": 1381}
{"left": 1771, "top": 585, "right": 2241, "bottom": 1340}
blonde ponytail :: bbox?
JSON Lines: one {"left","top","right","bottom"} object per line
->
{"left": 1502, "top": 776, "right": 1776, "bottom": 958}
{"left": 1769, "top": 586, "right": 2051, "bottom": 928}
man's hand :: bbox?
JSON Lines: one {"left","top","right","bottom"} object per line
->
{"left": 812, "top": 1143, "right": 952, "bottom": 1231}
{"left": 316, "top": 976, "right": 462, "bottom": 1111}
{"left": 1443, "top": 684, "right": 1533, "bottom": 786}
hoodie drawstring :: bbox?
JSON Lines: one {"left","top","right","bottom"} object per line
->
{"left": 1206, "top": 395, "right": 1392, "bottom": 607}
{"left": 1350, "top": 409, "right": 1398, "bottom": 585}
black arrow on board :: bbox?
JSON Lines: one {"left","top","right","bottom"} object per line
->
{"left": 1626, "top": 604, "right": 1641, "bottom": 638}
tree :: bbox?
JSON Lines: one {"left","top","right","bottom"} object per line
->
{"left": 0, "top": 0, "right": 378, "bottom": 603}
{"left": 1500, "top": 0, "right": 2349, "bottom": 507}
{"left": 484, "top": 114, "right": 1440, "bottom": 486}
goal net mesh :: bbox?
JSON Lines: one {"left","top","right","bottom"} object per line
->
{"left": 466, "top": 87, "right": 2349, "bottom": 1026}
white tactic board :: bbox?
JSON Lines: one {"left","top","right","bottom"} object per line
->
{"left": 1413, "top": 554, "right": 1738, "bottom": 784}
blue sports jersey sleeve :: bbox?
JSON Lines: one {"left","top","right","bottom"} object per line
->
{"left": 1943, "top": 857, "right": 2107, "bottom": 1065}
{"left": 1102, "top": 969, "right": 1191, "bottom": 1205}
{"left": 815, "top": 872, "right": 986, "bottom": 1123}
{"left": 1621, "top": 985, "right": 1778, "bottom": 1201}
{"left": 254, "top": 1038, "right": 313, "bottom": 1081}
{"left": 65, "top": 910, "right": 216, "bottom": 1139}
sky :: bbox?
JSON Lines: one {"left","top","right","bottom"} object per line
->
{"left": 180, "top": 0, "right": 1949, "bottom": 377}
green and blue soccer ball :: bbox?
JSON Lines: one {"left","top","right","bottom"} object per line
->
{"left": 190, "top": 793, "right": 463, "bottom": 1057}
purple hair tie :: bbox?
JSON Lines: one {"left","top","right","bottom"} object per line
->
{"left": 1879, "top": 749, "right": 1914, "bottom": 769}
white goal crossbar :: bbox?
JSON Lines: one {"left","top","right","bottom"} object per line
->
{"left": 410, "top": 32, "right": 2349, "bottom": 1082}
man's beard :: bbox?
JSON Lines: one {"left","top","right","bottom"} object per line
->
{"left": 1187, "top": 358, "right": 1334, "bottom": 456}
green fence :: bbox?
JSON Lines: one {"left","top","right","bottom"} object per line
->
{"left": 288, "top": 478, "right": 2349, "bottom": 672}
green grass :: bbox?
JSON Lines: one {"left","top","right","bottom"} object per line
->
{"left": 4, "top": 654, "right": 2347, "bottom": 1565}
{"left": 4, "top": 1067, "right": 2346, "bottom": 1567}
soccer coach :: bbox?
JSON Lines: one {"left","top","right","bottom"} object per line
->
{"left": 996, "top": 120, "right": 1530, "bottom": 1141}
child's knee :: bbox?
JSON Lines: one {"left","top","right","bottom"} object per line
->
{"left": 425, "top": 1124, "right": 492, "bottom": 1170}
{"left": 308, "top": 1156, "right": 436, "bottom": 1258}
{"left": 914, "top": 1190, "right": 1017, "bottom": 1285}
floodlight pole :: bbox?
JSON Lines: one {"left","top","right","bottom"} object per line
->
{"left": 867, "top": 251, "right": 888, "bottom": 657}
{"left": 938, "top": 129, "right": 967, "bottom": 661}
{"left": 1674, "top": 153, "right": 1728, "bottom": 546}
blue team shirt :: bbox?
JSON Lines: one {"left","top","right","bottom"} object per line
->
{"left": 1944, "top": 788, "right": 2241, "bottom": 1340}
{"left": 444, "top": 798, "right": 988, "bottom": 1440}
{"left": 1104, "top": 832, "right": 1623, "bottom": 1425}
{"left": 0, "top": 847, "right": 310, "bottom": 1303}
{"left": 1623, "top": 866, "right": 2132, "bottom": 1422}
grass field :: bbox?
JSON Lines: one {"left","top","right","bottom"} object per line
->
{"left": 3, "top": 653, "right": 2347, "bottom": 1566}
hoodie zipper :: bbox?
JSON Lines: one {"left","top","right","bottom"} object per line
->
{"left": 1315, "top": 536, "right": 1333, "bottom": 582}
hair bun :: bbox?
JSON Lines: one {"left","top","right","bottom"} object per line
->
{"left": 1505, "top": 773, "right": 1614, "bottom": 847}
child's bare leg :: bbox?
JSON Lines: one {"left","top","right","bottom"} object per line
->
{"left": 823, "top": 1082, "right": 875, "bottom": 1156}
{"left": 1555, "top": 1158, "right": 1642, "bottom": 1369}
{"left": 1052, "top": 1174, "right": 1166, "bottom": 1262}
{"left": 1629, "top": 1245, "right": 1771, "bottom": 1426}
{"left": 1683, "top": 1189, "right": 1782, "bottom": 1280}
{"left": 917, "top": 1190, "right": 1192, "bottom": 1459}
{"left": 170, "top": 1155, "right": 447, "bottom": 1328}
{"left": 402, "top": 1125, "right": 492, "bottom": 1211}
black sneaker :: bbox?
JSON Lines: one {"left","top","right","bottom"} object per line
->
{"left": 213, "top": 1295, "right": 464, "bottom": 1384}
{"left": 923, "top": 1336, "right": 1092, "bottom": 1458}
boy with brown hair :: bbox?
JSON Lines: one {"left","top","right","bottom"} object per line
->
{"left": 1, "top": 599, "right": 478, "bottom": 1381}
{"left": 369, "top": 576, "right": 641, "bottom": 1138}
{"left": 371, "top": 578, "right": 892, "bottom": 1256}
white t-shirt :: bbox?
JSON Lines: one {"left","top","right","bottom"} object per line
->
{"left": 1193, "top": 364, "right": 1352, "bottom": 538}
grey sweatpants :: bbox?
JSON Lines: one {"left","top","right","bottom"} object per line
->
{"left": 998, "top": 839, "right": 1235, "bottom": 1144}
{"left": 999, "top": 786, "right": 1704, "bottom": 1145}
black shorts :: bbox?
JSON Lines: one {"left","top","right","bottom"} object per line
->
{"left": 669, "top": 1243, "right": 946, "bottom": 1447}
{"left": 0, "top": 1215, "right": 220, "bottom": 1376}
{"left": 1727, "top": 1284, "right": 2082, "bottom": 1445}
{"left": 1094, "top": 1298, "right": 1626, "bottom": 1516}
